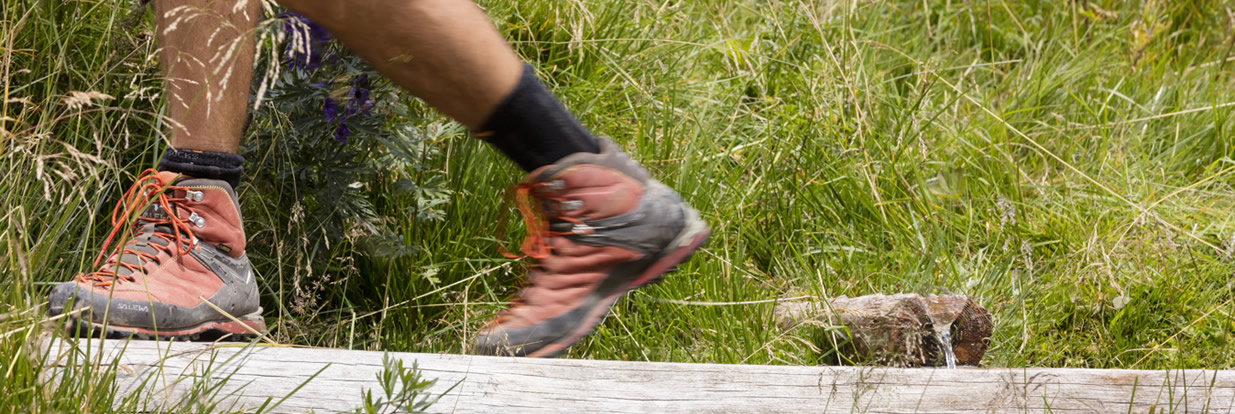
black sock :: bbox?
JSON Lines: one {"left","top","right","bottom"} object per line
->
{"left": 477, "top": 64, "right": 600, "bottom": 171}
{"left": 158, "top": 148, "right": 245, "bottom": 188}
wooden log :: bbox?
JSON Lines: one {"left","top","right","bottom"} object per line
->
{"left": 41, "top": 338, "right": 1235, "bottom": 413}
{"left": 923, "top": 294, "right": 993, "bottom": 365}
{"left": 774, "top": 294, "right": 993, "bottom": 366}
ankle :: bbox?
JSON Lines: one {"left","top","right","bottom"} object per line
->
{"left": 475, "top": 64, "right": 600, "bottom": 171}
{"left": 158, "top": 148, "right": 245, "bottom": 188}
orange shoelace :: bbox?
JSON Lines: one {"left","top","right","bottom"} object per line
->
{"left": 499, "top": 180, "right": 594, "bottom": 260}
{"left": 77, "top": 169, "right": 201, "bottom": 288}
{"left": 493, "top": 180, "right": 595, "bottom": 323}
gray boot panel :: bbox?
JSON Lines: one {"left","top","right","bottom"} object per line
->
{"left": 553, "top": 179, "right": 689, "bottom": 255}
{"left": 52, "top": 282, "right": 257, "bottom": 330}
{"left": 473, "top": 304, "right": 593, "bottom": 356}
{"left": 473, "top": 254, "right": 659, "bottom": 356}
{"left": 48, "top": 245, "right": 258, "bottom": 330}
{"left": 189, "top": 246, "right": 260, "bottom": 315}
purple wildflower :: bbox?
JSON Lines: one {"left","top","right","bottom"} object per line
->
{"left": 351, "top": 73, "right": 370, "bottom": 94}
{"left": 346, "top": 74, "right": 372, "bottom": 116}
{"left": 307, "top": 59, "right": 375, "bottom": 144}
{"left": 333, "top": 123, "right": 350, "bottom": 142}
{"left": 322, "top": 97, "right": 339, "bottom": 123}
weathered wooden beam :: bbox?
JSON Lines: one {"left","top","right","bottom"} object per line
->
{"left": 42, "top": 339, "right": 1235, "bottom": 413}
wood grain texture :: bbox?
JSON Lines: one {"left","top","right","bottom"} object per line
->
{"left": 43, "top": 339, "right": 1235, "bottom": 413}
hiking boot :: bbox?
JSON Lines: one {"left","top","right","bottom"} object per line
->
{"left": 473, "top": 137, "right": 710, "bottom": 357}
{"left": 47, "top": 169, "right": 265, "bottom": 340}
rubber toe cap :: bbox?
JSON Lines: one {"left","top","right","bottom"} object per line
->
{"left": 47, "top": 281, "right": 84, "bottom": 317}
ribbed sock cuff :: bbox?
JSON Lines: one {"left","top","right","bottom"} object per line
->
{"left": 477, "top": 64, "right": 600, "bottom": 171}
{"left": 157, "top": 148, "right": 245, "bottom": 188}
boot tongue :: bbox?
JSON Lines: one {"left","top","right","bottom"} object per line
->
{"left": 107, "top": 224, "right": 178, "bottom": 277}
{"left": 112, "top": 182, "right": 190, "bottom": 277}
{"left": 135, "top": 171, "right": 190, "bottom": 233}
{"left": 524, "top": 136, "right": 650, "bottom": 185}
{"left": 94, "top": 171, "right": 190, "bottom": 279}
{"left": 138, "top": 199, "right": 177, "bottom": 221}
{"left": 135, "top": 192, "right": 183, "bottom": 238}
{"left": 526, "top": 164, "right": 563, "bottom": 185}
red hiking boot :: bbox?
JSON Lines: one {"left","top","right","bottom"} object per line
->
{"left": 47, "top": 169, "right": 265, "bottom": 340}
{"left": 472, "top": 137, "right": 710, "bottom": 357}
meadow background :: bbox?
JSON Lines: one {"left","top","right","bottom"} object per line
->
{"left": 4, "top": 0, "right": 1235, "bottom": 410}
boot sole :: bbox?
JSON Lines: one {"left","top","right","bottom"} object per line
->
{"left": 66, "top": 310, "right": 267, "bottom": 342}
{"left": 525, "top": 218, "right": 711, "bottom": 358}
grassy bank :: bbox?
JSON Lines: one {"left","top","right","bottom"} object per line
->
{"left": 4, "top": 0, "right": 1235, "bottom": 410}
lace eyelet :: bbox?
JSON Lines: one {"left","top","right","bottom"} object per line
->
{"left": 542, "top": 180, "right": 565, "bottom": 192}
{"left": 560, "top": 200, "right": 583, "bottom": 211}
{"left": 188, "top": 212, "right": 206, "bottom": 228}
{"left": 186, "top": 190, "right": 204, "bottom": 202}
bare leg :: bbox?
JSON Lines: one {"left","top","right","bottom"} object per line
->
{"left": 275, "top": 0, "right": 522, "bottom": 129}
{"left": 156, "top": 0, "right": 260, "bottom": 153}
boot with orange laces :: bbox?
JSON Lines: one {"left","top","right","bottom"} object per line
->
{"left": 472, "top": 137, "right": 710, "bottom": 357}
{"left": 48, "top": 163, "right": 264, "bottom": 340}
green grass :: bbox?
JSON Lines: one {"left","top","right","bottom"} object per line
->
{"left": 5, "top": 0, "right": 1235, "bottom": 410}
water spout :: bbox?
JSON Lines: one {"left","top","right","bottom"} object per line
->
{"left": 934, "top": 325, "right": 957, "bottom": 369}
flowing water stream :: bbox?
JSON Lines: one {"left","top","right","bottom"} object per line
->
{"left": 934, "top": 326, "right": 957, "bottom": 369}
